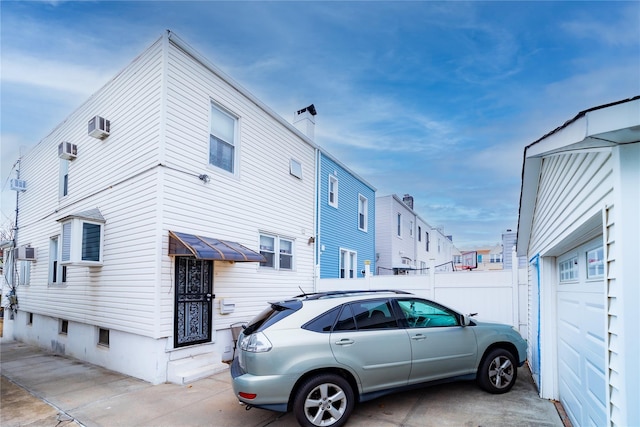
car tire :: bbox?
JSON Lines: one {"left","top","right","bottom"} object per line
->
{"left": 477, "top": 348, "right": 517, "bottom": 394}
{"left": 293, "top": 373, "right": 354, "bottom": 427}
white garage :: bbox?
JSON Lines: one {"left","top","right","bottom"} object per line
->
{"left": 557, "top": 239, "right": 606, "bottom": 426}
{"left": 517, "top": 97, "right": 640, "bottom": 427}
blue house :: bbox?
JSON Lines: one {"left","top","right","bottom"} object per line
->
{"left": 316, "top": 151, "right": 376, "bottom": 278}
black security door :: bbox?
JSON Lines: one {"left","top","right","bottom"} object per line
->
{"left": 174, "top": 257, "right": 213, "bottom": 347}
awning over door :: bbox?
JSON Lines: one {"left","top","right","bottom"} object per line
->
{"left": 168, "top": 231, "right": 266, "bottom": 262}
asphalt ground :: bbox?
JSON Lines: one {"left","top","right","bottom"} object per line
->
{"left": 1, "top": 338, "right": 566, "bottom": 427}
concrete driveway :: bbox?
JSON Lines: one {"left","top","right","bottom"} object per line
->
{"left": 1, "top": 339, "right": 565, "bottom": 427}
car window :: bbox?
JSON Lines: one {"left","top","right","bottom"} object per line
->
{"left": 334, "top": 299, "right": 398, "bottom": 331}
{"left": 396, "top": 298, "right": 459, "bottom": 328}
{"left": 302, "top": 306, "right": 341, "bottom": 333}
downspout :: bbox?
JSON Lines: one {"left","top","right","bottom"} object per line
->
{"left": 313, "top": 148, "right": 320, "bottom": 292}
{"left": 530, "top": 253, "right": 541, "bottom": 387}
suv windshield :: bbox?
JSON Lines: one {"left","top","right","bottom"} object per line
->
{"left": 243, "top": 300, "right": 302, "bottom": 335}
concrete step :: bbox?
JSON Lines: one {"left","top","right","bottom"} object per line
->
{"left": 167, "top": 353, "right": 229, "bottom": 384}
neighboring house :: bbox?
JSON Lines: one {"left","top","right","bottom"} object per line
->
{"left": 517, "top": 96, "right": 639, "bottom": 427}
{"left": 454, "top": 245, "right": 503, "bottom": 271}
{"left": 375, "top": 194, "right": 455, "bottom": 274}
{"left": 4, "top": 30, "right": 361, "bottom": 385}
{"left": 315, "top": 149, "right": 376, "bottom": 278}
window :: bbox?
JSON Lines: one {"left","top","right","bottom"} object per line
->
{"left": 418, "top": 226, "right": 422, "bottom": 241}
{"left": 397, "top": 298, "right": 459, "bottom": 328}
{"left": 340, "top": 249, "right": 357, "bottom": 278}
{"left": 98, "top": 328, "right": 110, "bottom": 347}
{"left": 334, "top": 300, "right": 397, "bottom": 331}
{"left": 409, "top": 221, "right": 414, "bottom": 237}
{"left": 358, "top": 195, "right": 368, "bottom": 231}
{"left": 59, "top": 319, "right": 68, "bottom": 335}
{"left": 397, "top": 213, "right": 402, "bottom": 237}
{"left": 27, "top": 312, "right": 33, "bottom": 326}
{"left": 490, "top": 254, "right": 503, "bottom": 263}
{"left": 290, "top": 159, "right": 303, "bottom": 179}
{"left": 59, "top": 159, "right": 69, "bottom": 198}
{"left": 425, "top": 232, "right": 430, "bottom": 251}
{"left": 453, "top": 255, "right": 462, "bottom": 264}
{"left": 19, "top": 261, "right": 31, "bottom": 286}
{"left": 59, "top": 217, "right": 105, "bottom": 266}
{"left": 559, "top": 256, "right": 578, "bottom": 282}
{"left": 328, "top": 175, "right": 338, "bottom": 207}
{"left": 209, "top": 103, "right": 236, "bottom": 173}
{"left": 260, "top": 234, "right": 294, "bottom": 270}
{"left": 438, "top": 238, "right": 441, "bottom": 253}
{"left": 49, "top": 236, "right": 67, "bottom": 284}
{"left": 587, "top": 246, "right": 604, "bottom": 279}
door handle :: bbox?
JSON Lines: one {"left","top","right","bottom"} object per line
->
{"left": 335, "top": 339, "right": 355, "bottom": 346}
{"left": 411, "top": 334, "right": 427, "bottom": 341}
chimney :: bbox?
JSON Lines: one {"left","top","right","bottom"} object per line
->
{"left": 293, "top": 104, "right": 317, "bottom": 140}
{"left": 402, "top": 194, "right": 414, "bottom": 209}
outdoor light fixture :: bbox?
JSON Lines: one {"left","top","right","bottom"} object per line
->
{"left": 198, "top": 174, "right": 210, "bottom": 183}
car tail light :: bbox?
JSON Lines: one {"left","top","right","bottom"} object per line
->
{"left": 239, "top": 331, "right": 272, "bottom": 353}
{"left": 239, "top": 392, "right": 257, "bottom": 400}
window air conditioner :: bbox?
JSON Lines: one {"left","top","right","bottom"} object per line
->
{"left": 88, "top": 115, "right": 110, "bottom": 139}
{"left": 17, "top": 246, "right": 37, "bottom": 261}
{"left": 58, "top": 142, "right": 78, "bottom": 160}
{"left": 10, "top": 179, "right": 27, "bottom": 192}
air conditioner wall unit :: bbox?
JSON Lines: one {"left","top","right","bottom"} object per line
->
{"left": 88, "top": 115, "right": 110, "bottom": 139}
{"left": 10, "top": 179, "right": 27, "bottom": 192}
{"left": 17, "top": 246, "right": 37, "bottom": 261}
{"left": 58, "top": 142, "right": 78, "bottom": 160}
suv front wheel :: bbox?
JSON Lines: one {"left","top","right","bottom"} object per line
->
{"left": 293, "top": 373, "right": 354, "bottom": 427}
{"left": 477, "top": 348, "right": 517, "bottom": 393}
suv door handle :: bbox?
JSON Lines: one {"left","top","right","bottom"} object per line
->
{"left": 335, "top": 339, "right": 355, "bottom": 346}
{"left": 411, "top": 334, "right": 427, "bottom": 341}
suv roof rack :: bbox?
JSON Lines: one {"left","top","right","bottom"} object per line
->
{"left": 296, "top": 289, "right": 412, "bottom": 300}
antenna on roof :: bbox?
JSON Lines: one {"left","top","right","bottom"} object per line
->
{"left": 298, "top": 285, "right": 308, "bottom": 296}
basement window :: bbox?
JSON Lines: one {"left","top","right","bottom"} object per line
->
{"left": 98, "top": 328, "right": 110, "bottom": 347}
{"left": 59, "top": 319, "right": 68, "bottom": 335}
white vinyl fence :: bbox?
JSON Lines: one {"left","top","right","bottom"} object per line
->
{"left": 317, "top": 254, "right": 528, "bottom": 338}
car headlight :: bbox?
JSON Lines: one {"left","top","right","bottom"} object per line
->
{"left": 239, "top": 331, "right": 272, "bottom": 353}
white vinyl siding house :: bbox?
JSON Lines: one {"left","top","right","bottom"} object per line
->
{"left": 6, "top": 31, "right": 317, "bottom": 384}
{"left": 517, "top": 97, "right": 640, "bottom": 427}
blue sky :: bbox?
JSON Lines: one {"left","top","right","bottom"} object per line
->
{"left": 1, "top": 1, "right": 639, "bottom": 247}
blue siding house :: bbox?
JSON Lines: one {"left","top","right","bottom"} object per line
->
{"left": 317, "top": 152, "right": 376, "bottom": 278}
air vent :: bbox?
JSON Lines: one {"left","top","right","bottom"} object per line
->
{"left": 88, "top": 115, "right": 110, "bottom": 139}
{"left": 58, "top": 142, "right": 78, "bottom": 160}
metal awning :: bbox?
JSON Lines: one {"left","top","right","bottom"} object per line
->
{"left": 168, "top": 231, "right": 266, "bottom": 263}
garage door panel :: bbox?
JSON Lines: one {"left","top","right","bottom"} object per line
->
{"left": 556, "top": 239, "right": 606, "bottom": 427}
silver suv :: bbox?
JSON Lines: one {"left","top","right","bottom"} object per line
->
{"left": 231, "top": 290, "right": 527, "bottom": 427}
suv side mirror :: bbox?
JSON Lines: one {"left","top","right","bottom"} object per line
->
{"left": 460, "top": 315, "right": 472, "bottom": 326}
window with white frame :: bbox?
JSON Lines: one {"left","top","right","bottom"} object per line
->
{"left": 49, "top": 236, "right": 67, "bottom": 284}
{"left": 60, "top": 217, "right": 105, "bottom": 266}
{"left": 425, "top": 231, "right": 430, "bottom": 251}
{"left": 559, "top": 256, "right": 578, "bottom": 282}
{"left": 358, "top": 194, "right": 368, "bottom": 231}
{"left": 260, "top": 234, "right": 294, "bottom": 270}
{"left": 490, "top": 254, "right": 503, "bottom": 263}
{"left": 586, "top": 246, "right": 604, "bottom": 279}
{"left": 209, "top": 103, "right": 237, "bottom": 173}
{"left": 397, "top": 213, "right": 402, "bottom": 237}
{"left": 19, "top": 261, "right": 31, "bottom": 286}
{"left": 59, "top": 159, "right": 69, "bottom": 198}
{"left": 409, "top": 221, "right": 414, "bottom": 237}
{"left": 340, "top": 249, "right": 357, "bottom": 278}
{"left": 328, "top": 175, "right": 338, "bottom": 208}
{"left": 418, "top": 226, "right": 422, "bottom": 242}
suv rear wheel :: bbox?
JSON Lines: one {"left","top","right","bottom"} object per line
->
{"left": 293, "top": 373, "right": 354, "bottom": 427}
{"left": 477, "top": 348, "right": 517, "bottom": 393}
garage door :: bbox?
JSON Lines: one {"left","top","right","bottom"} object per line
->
{"left": 556, "top": 239, "right": 606, "bottom": 426}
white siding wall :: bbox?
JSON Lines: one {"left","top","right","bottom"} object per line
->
{"left": 160, "top": 39, "right": 316, "bottom": 332}
{"left": 528, "top": 151, "right": 613, "bottom": 255}
{"left": 15, "top": 39, "right": 165, "bottom": 339}
{"left": 527, "top": 150, "right": 614, "bottom": 415}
